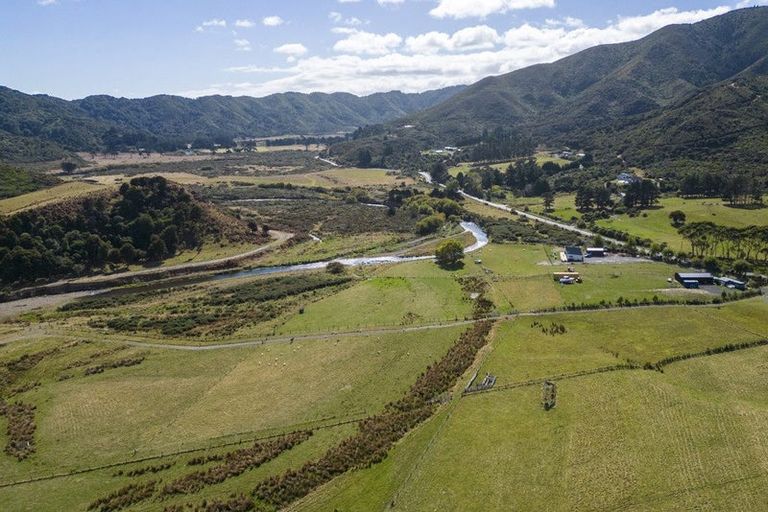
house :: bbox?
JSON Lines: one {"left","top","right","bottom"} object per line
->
{"left": 674, "top": 272, "right": 715, "bottom": 286}
{"left": 586, "top": 247, "right": 606, "bottom": 258}
{"left": 616, "top": 172, "right": 640, "bottom": 185}
{"left": 564, "top": 246, "right": 584, "bottom": 262}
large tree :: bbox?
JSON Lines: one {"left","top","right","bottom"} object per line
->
{"left": 435, "top": 239, "right": 465, "bottom": 268}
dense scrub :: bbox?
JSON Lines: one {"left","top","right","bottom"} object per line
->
{"left": 87, "top": 481, "right": 158, "bottom": 512}
{"left": 0, "top": 176, "right": 262, "bottom": 286}
{"left": 161, "top": 432, "right": 312, "bottom": 496}
{"left": 0, "top": 165, "right": 59, "bottom": 199}
{"left": 85, "top": 274, "right": 353, "bottom": 338}
{"left": 252, "top": 321, "right": 494, "bottom": 509}
{"left": 83, "top": 356, "right": 146, "bottom": 376}
{"left": 0, "top": 400, "right": 36, "bottom": 460}
{"left": 238, "top": 200, "right": 416, "bottom": 236}
{"left": 477, "top": 215, "right": 582, "bottom": 246}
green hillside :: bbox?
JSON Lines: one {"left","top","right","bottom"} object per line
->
{"left": 341, "top": 7, "right": 768, "bottom": 174}
{"left": 0, "top": 85, "right": 464, "bottom": 162}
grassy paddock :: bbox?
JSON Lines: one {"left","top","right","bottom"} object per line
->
{"left": 0, "top": 327, "right": 463, "bottom": 485}
{"left": 295, "top": 307, "right": 768, "bottom": 511}
{"left": 0, "top": 181, "right": 110, "bottom": 215}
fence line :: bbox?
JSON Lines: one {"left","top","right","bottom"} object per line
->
{"left": 0, "top": 414, "right": 366, "bottom": 490}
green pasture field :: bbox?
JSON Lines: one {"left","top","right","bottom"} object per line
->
{"left": 596, "top": 196, "right": 768, "bottom": 248}
{"left": 1, "top": 421, "right": 355, "bottom": 512}
{"left": 293, "top": 301, "right": 768, "bottom": 512}
{"left": 384, "top": 242, "right": 701, "bottom": 313}
{"left": 0, "top": 325, "right": 464, "bottom": 507}
{"left": 277, "top": 274, "right": 473, "bottom": 334}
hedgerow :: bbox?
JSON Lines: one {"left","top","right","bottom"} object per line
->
{"left": 253, "top": 321, "right": 494, "bottom": 508}
{"left": 160, "top": 431, "right": 312, "bottom": 497}
{"left": 87, "top": 481, "right": 158, "bottom": 512}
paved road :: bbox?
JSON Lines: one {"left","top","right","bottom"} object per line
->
{"left": 315, "top": 155, "right": 340, "bottom": 167}
{"left": 417, "top": 171, "right": 622, "bottom": 245}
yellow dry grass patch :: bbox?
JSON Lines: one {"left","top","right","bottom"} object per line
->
{"left": 0, "top": 181, "right": 110, "bottom": 215}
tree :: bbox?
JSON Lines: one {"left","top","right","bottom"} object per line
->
{"left": 732, "top": 260, "right": 752, "bottom": 277}
{"left": 61, "top": 161, "right": 78, "bottom": 174}
{"left": 669, "top": 210, "right": 686, "bottom": 227}
{"left": 160, "top": 226, "right": 179, "bottom": 255}
{"left": 119, "top": 242, "right": 137, "bottom": 264}
{"left": 429, "top": 161, "right": 450, "bottom": 184}
{"left": 575, "top": 187, "right": 594, "bottom": 211}
{"left": 543, "top": 191, "right": 555, "bottom": 212}
{"left": 435, "top": 239, "right": 464, "bottom": 268}
{"left": 146, "top": 235, "right": 167, "bottom": 261}
{"left": 357, "top": 148, "right": 373, "bottom": 168}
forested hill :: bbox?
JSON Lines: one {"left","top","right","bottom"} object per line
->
{"left": 0, "top": 176, "right": 262, "bottom": 287}
{"left": 365, "top": 7, "right": 768, "bottom": 173}
{"left": 0, "top": 85, "right": 464, "bottom": 162}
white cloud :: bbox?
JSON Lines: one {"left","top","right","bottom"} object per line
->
{"left": 333, "top": 29, "right": 403, "bottom": 55}
{"left": 338, "top": 0, "right": 361, "bottom": 3}
{"left": 263, "top": 16, "right": 285, "bottom": 27}
{"left": 196, "top": 18, "right": 227, "bottom": 32}
{"left": 405, "top": 25, "right": 502, "bottom": 53}
{"left": 378, "top": 0, "right": 405, "bottom": 4}
{"left": 235, "top": 19, "right": 256, "bottom": 28}
{"left": 185, "top": 5, "right": 735, "bottom": 98}
{"left": 545, "top": 17, "right": 585, "bottom": 28}
{"left": 430, "top": 0, "right": 555, "bottom": 19}
{"left": 38, "top": 0, "right": 57, "bottom": 6}
{"left": 274, "top": 43, "right": 309, "bottom": 58}
{"left": 329, "top": 11, "right": 365, "bottom": 26}
{"left": 202, "top": 18, "right": 227, "bottom": 27}
{"left": 234, "top": 39, "right": 252, "bottom": 52}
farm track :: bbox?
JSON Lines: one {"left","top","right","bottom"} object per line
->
{"left": 418, "top": 171, "right": 623, "bottom": 245}
{"left": 32, "top": 300, "right": 757, "bottom": 352}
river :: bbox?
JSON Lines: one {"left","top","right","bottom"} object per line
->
{"left": 214, "top": 221, "right": 488, "bottom": 282}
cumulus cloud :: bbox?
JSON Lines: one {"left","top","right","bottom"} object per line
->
{"left": 263, "top": 16, "right": 285, "bottom": 27}
{"left": 38, "top": 0, "right": 58, "bottom": 6}
{"left": 235, "top": 19, "right": 256, "bottom": 28}
{"left": 274, "top": 43, "right": 309, "bottom": 58}
{"left": 234, "top": 39, "right": 252, "bottom": 52}
{"left": 430, "top": 0, "right": 556, "bottom": 19}
{"left": 184, "top": 5, "right": 735, "bottom": 98}
{"left": 333, "top": 29, "right": 403, "bottom": 55}
{"left": 406, "top": 25, "right": 501, "bottom": 53}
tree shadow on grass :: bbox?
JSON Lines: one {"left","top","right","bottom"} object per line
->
{"left": 436, "top": 261, "right": 465, "bottom": 271}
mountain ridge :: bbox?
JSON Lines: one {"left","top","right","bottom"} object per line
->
{"left": 0, "top": 85, "right": 465, "bottom": 162}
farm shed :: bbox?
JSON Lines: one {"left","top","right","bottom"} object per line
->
{"left": 564, "top": 246, "right": 584, "bottom": 262}
{"left": 586, "top": 247, "right": 606, "bottom": 258}
{"left": 714, "top": 277, "right": 747, "bottom": 290}
{"left": 674, "top": 272, "right": 714, "bottom": 286}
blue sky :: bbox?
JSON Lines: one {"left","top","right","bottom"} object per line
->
{"left": 0, "top": 0, "right": 764, "bottom": 99}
